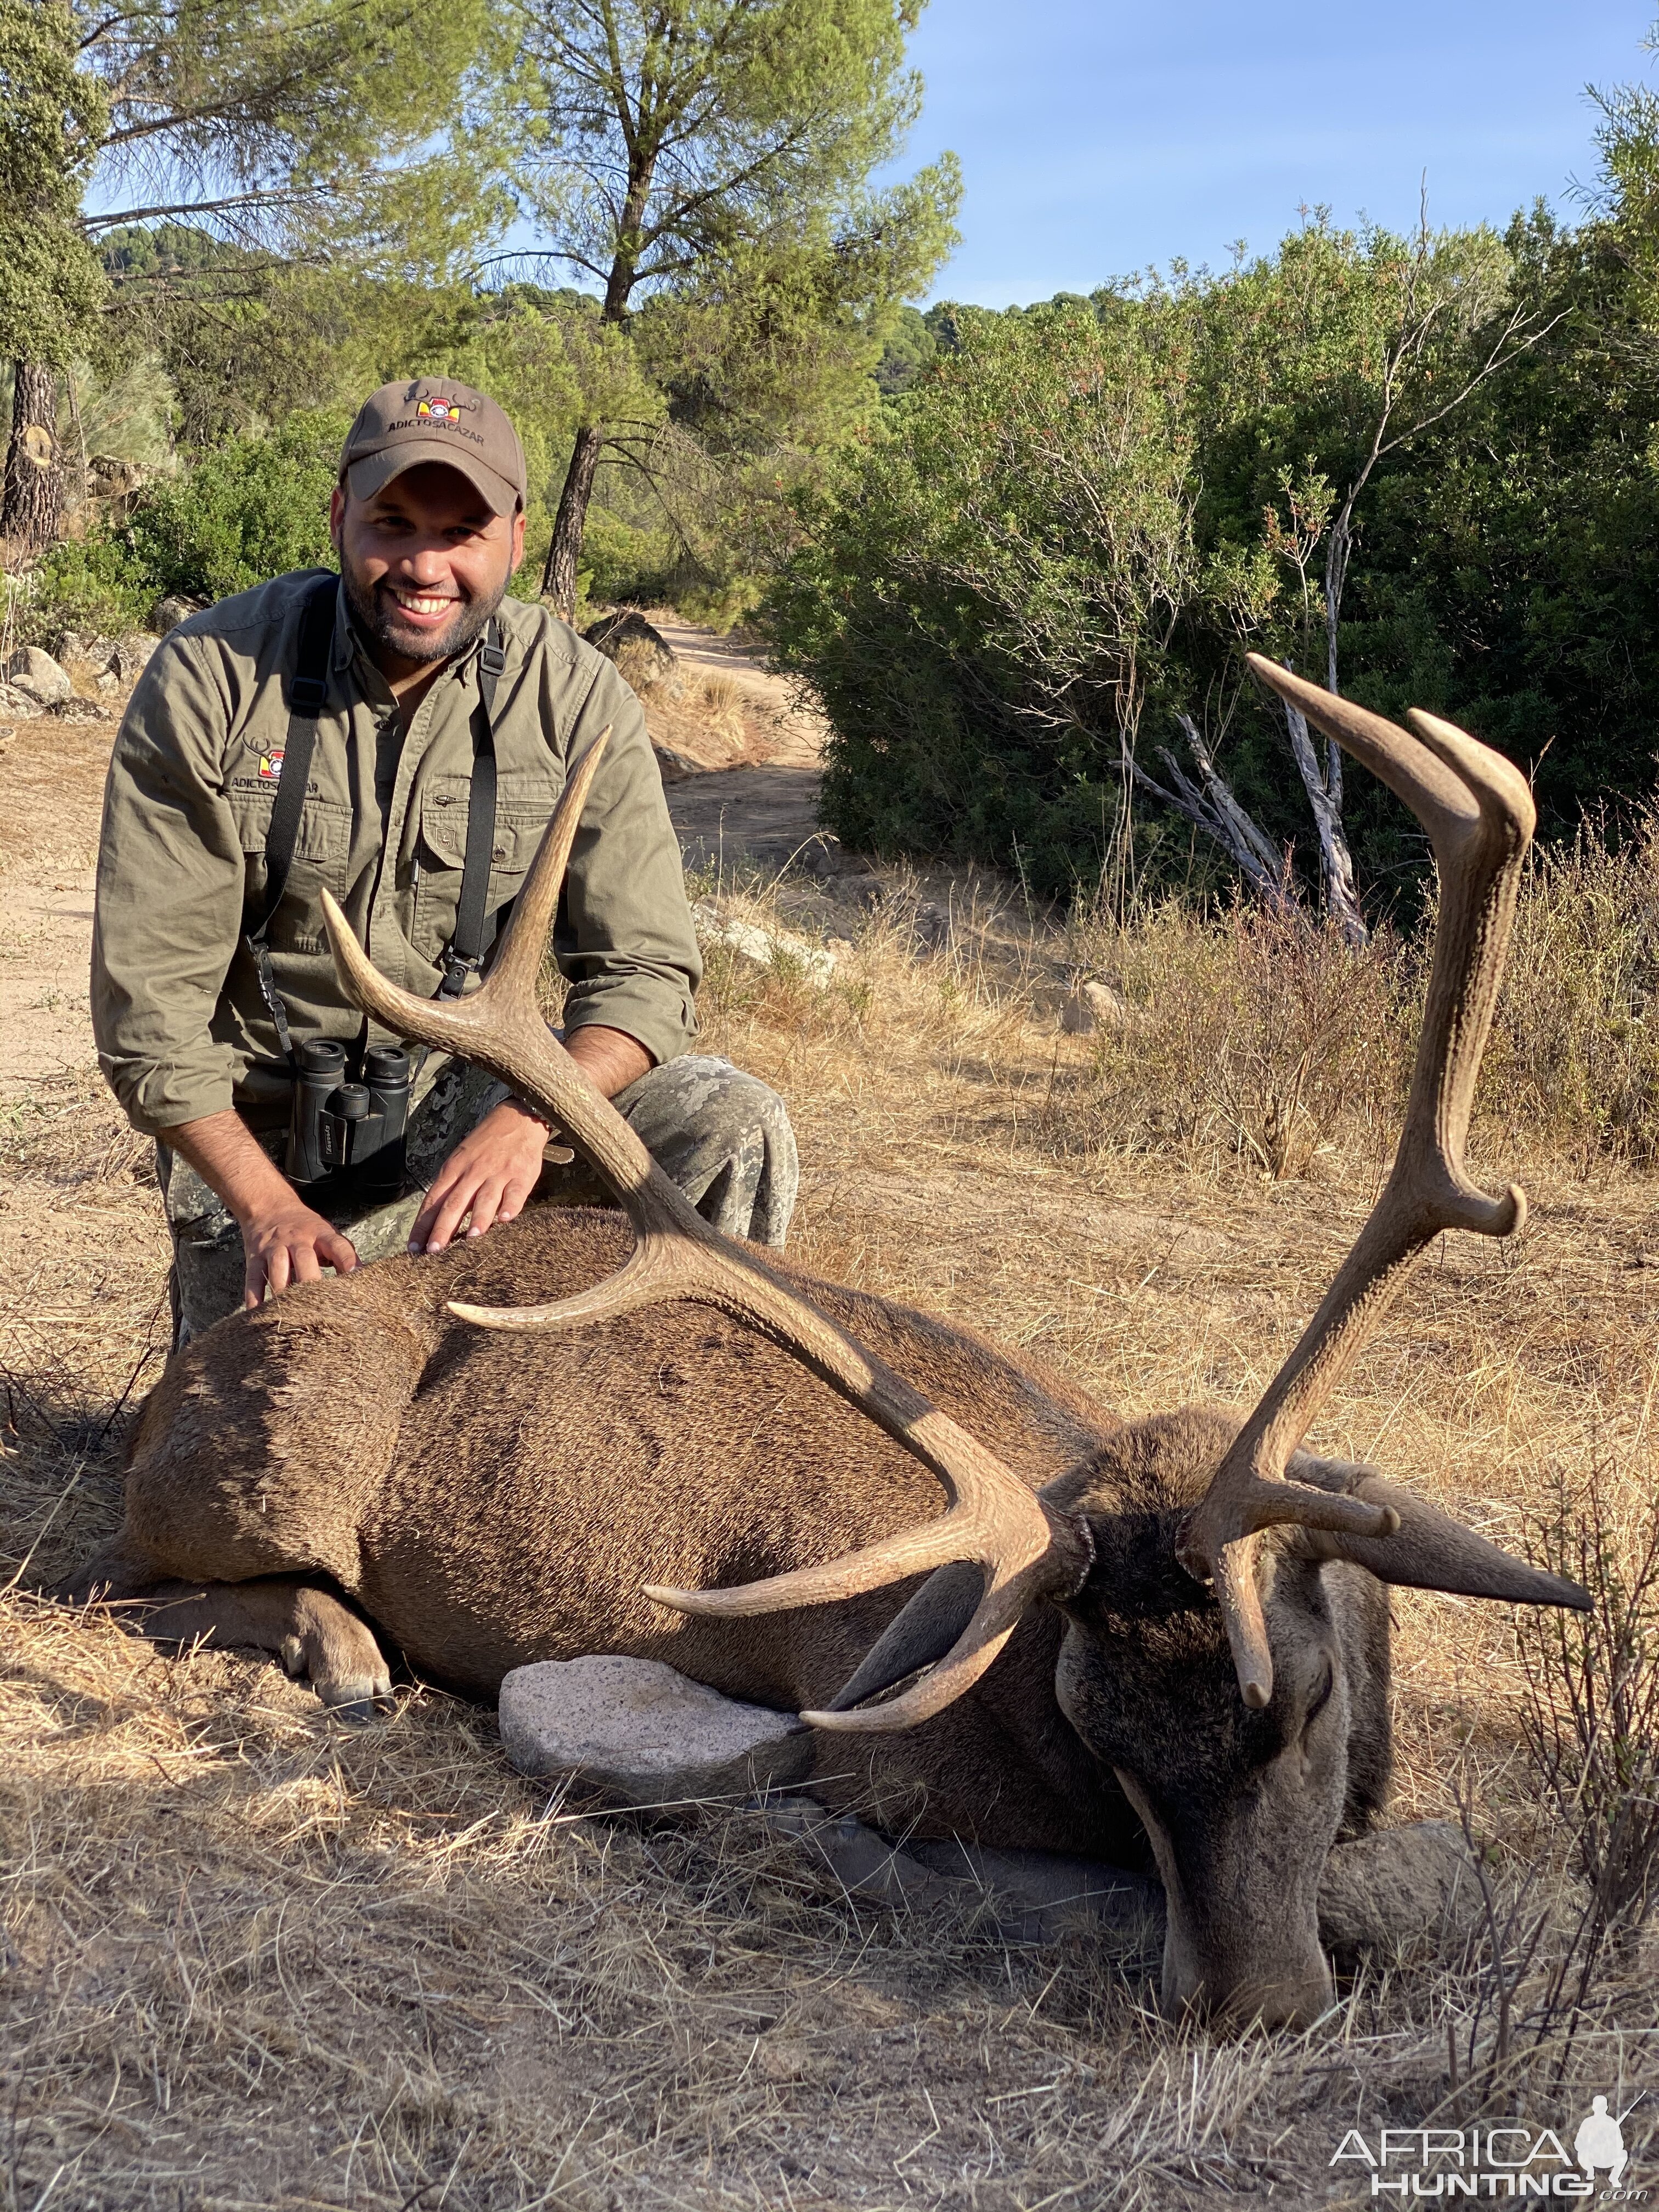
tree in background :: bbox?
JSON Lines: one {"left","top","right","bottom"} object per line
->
{"left": 769, "top": 302, "right": 1198, "bottom": 895}
{"left": 493, "top": 0, "right": 959, "bottom": 617}
{"left": 0, "top": 1, "right": 108, "bottom": 551}
{"left": 0, "top": 0, "right": 489, "bottom": 552}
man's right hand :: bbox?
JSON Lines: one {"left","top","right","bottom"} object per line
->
{"left": 163, "top": 1105, "right": 359, "bottom": 1309}
{"left": 240, "top": 1200, "right": 359, "bottom": 1307}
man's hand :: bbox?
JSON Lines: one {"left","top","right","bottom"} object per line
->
{"left": 407, "top": 1026, "right": 653, "bottom": 1257}
{"left": 243, "top": 1200, "right": 360, "bottom": 1306}
{"left": 165, "top": 1106, "right": 360, "bottom": 1307}
{"left": 408, "top": 1098, "right": 551, "bottom": 1255}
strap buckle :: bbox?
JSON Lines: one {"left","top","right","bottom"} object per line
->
{"left": 290, "top": 674, "right": 328, "bottom": 714}
{"left": 438, "top": 945, "right": 486, "bottom": 1000}
{"left": 479, "top": 640, "right": 506, "bottom": 680}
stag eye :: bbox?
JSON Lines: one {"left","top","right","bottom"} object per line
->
{"left": 1304, "top": 1660, "right": 1335, "bottom": 1731}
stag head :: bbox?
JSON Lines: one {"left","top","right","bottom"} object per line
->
{"left": 320, "top": 663, "right": 1588, "bottom": 2029}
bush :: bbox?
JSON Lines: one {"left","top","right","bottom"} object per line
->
{"left": 122, "top": 409, "right": 349, "bottom": 603}
{"left": 764, "top": 304, "right": 1197, "bottom": 898}
{"left": 26, "top": 534, "right": 151, "bottom": 640}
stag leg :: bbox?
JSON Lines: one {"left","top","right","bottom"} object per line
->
{"left": 67, "top": 1548, "right": 390, "bottom": 1713}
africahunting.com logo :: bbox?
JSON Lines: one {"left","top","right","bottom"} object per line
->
{"left": 1331, "top": 2098, "right": 1644, "bottom": 2198}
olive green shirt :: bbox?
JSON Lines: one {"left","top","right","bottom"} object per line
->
{"left": 92, "top": 569, "right": 701, "bottom": 1136}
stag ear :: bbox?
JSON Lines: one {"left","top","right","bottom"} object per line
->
{"left": 820, "top": 1562, "right": 983, "bottom": 1713}
{"left": 1289, "top": 1454, "right": 1589, "bottom": 1610}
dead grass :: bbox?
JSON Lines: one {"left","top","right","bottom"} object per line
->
{"left": 4, "top": 773, "right": 1659, "bottom": 2201}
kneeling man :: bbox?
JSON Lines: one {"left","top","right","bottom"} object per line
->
{"left": 92, "top": 376, "right": 795, "bottom": 1344}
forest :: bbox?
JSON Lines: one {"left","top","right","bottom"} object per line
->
{"left": 8, "top": 1, "right": 1659, "bottom": 911}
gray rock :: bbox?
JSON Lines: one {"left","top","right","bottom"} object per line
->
{"left": 5, "top": 647, "right": 71, "bottom": 706}
{"left": 653, "top": 741, "right": 701, "bottom": 781}
{"left": 583, "top": 610, "right": 680, "bottom": 696}
{"left": 499, "top": 1655, "right": 813, "bottom": 1803}
{"left": 1317, "top": 1821, "right": 1483, "bottom": 1960}
{"left": 1060, "top": 978, "right": 1135, "bottom": 1035}
{"left": 0, "top": 682, "right": 43, "bottom": 720}
{"left": 149, "top": 593, "right": 207, "bottom": 635}
{"left": 111, "top": 631, "right": 157, "bottom": 681}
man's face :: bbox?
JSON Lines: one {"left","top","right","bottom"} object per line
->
{"left": 330, "top": 462, "right": 528, "bottom": 674}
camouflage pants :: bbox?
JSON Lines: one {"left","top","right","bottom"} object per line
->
{"left": 157, "top": 1053, "right": 799, "bottom": 1347}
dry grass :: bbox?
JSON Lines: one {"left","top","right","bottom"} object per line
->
{"left": 4, "top": 794, "right": 1659, "bottom": 2202}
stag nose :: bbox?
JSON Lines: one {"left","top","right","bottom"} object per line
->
{"left": 1161, "top": 1952, "right": 1334, "bottom": 2032}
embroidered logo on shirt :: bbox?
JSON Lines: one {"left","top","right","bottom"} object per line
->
{"left": 416, "top": 397, "right": 464, "bottom": 426}
{"left": 258, "top": 749, "right": 284, "bottom": 781}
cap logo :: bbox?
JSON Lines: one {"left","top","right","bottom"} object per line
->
{"left": 416, "top": 397, "right": 464, "bottom": 425}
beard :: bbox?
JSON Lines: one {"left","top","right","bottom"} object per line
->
{"left": 341, "top": 558, "right": 506, "bottom": 668}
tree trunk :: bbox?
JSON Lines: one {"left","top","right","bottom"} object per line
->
{"left": 2, "top": 361, "right": 62, "bottom": 556}
{"left": 1124, "top": 716, "right": 1298, "bottom": 911}
{"left": 542, "top": 421, "right": 607, "bottom": 622}
{"left": 1281, "top": 695, "right": 1367, "bottom": 945}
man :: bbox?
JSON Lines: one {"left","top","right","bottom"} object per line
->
{"left": 93, "top": 376, "right": 796, "bottom": 1344}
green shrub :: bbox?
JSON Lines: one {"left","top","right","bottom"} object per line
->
{"left": 764, "top": 304, "right": 1197, "bottom": 898}
{"left": 27, "top": 534, "right": 151, "bottom": 639}
{"left": 123, "top": 409, "right": 349, "bottom": 603}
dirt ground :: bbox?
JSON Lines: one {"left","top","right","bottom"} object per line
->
{"left": 2, "top": 637, "right": 1657, "bottom": 2208}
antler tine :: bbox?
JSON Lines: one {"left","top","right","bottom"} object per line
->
{"left": 322, "top": 740, "right": 1093, "bottom": 1731}
{"left": 1176, "top": 658, "right": 1534, "bottom": 1708}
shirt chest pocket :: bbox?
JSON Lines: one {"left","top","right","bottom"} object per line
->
{"left": 416, "top": 776, "right": 556, "bottom": 952}
{"left": 228, "top": 785, "right": 352, "bottom": 953}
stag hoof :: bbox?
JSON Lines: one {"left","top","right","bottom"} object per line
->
{"left": 278, "top": 1596, "right": 393, "bottom": 1718}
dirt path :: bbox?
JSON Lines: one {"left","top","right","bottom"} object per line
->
{"left": 0, "top": 714, "right": 115, "bottom": 1102}
{"left": 639, "top": 616, "right": 827, "bottom": 872}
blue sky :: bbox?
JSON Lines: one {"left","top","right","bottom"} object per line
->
{"left": 896, "top": 1, "right": 1657, "bottom": 305}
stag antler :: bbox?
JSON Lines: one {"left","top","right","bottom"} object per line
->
{"left": 1174, "top": 658, "right": 1534, "bottom": 1707}
{"left": 319, "top": 736, "right": 1092, "bottom": 1733}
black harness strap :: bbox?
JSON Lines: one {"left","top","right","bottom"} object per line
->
{"left": 245, "top": 573, "right": 336, "bottom": 1064}
{"left": 439, "top": 625, "right": 505, "bottom": 998}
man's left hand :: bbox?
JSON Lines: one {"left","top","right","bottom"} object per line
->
{"left": 408, "top": 1099, "right": 551, "bottom": 1255}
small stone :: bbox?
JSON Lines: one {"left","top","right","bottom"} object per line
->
{"left": 583, "top": 611, "right": 680, "bottom": 697}
{"left": 1317, "top": 1821, "right": 1482, "bottom": 1961}
{"left": 1061, "top": 978, "right": 1134, "bottom": 1035}
{"left": 691, "top": 899, "right": 838, "bottom": 985}
{"left": 652, "top": 742, "right": 701, "bottom": 781}
{"left": 499, "top": 1655, "right": 813, "bottom": 1803}
{"left": 149, "top": 594, "right": 207, "bottom": 635}
{"left": 4, "top": 647, "right": 71, "bottom": 706}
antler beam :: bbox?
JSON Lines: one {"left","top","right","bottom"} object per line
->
{"left": 1175, "top": 659, "right": 1535, "bottom": 1707}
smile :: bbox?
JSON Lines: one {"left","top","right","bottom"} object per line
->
{"left": 385, "top": 586, "right": 461, "bottom": 619}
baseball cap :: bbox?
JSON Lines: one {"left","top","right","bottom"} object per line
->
{"left": 339, "top": 376, "right": 528, "bottom": 516}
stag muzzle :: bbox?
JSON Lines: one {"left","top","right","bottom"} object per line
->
{"left": 1114, "top": 1765, "right": 1336, "bottom": 2030}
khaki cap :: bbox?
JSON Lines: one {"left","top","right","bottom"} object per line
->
{"left": 340, "top": 376, "right": 527, "bottom": 516}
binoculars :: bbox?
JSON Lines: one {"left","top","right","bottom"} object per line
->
{"left": 286, "top": 1039, "right": 410, "bottom": 1200}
